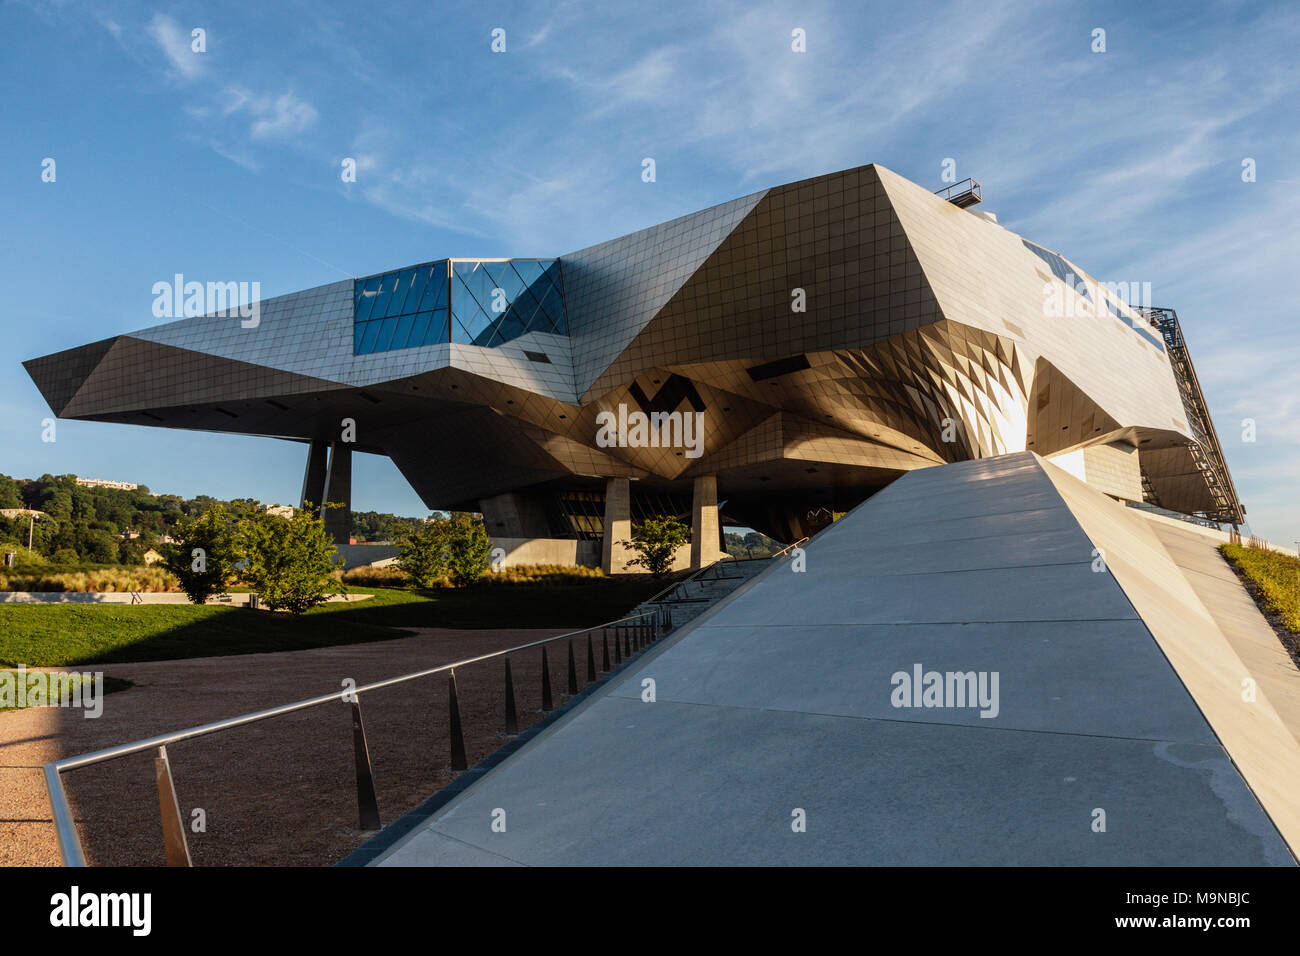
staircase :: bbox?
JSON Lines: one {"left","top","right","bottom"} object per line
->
{"left": 632, "top": 557, "right": 774, "bottom": 635}
{"left": 1137, "top": 307, "right": 1245, "bottom": 526}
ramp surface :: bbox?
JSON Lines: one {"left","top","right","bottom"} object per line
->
{"left": 372, "top": 453, "right": 1298, "bottom": 866}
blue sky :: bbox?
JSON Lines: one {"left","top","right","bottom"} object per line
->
{"left": 2, "top": 0, "right": 1297, "bottom": 544}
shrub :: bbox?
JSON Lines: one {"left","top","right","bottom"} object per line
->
{"left": 396, "top": 520, "right": 449, "bottom": 588}
{"left": 484, "top": 563, "right": 606, "bottom": 584}
{"left": 0, "top": 566, "right": 179, "bottom": 593}
{"left": 396, "top": 513, "right": 492, "bottom": 588}
{"left": 0, "top": 543, "right": 46, "bottom": 568}
{"left": 341, "top": 565, "right": 412, "bottom": 588}
{"left": 1221, "top": 543, "right": 1300, "bottom": 634}
{"left": 621, "top": 516, "right": 691, "bottom": 577}
{"left": 162, "top": 507, "right": 239, "bottom": 605}
{"left": 444, "top": 513, "right": 491, "bottom": 587}
{"left": 238, "top": 507, "right": 343, "bottom": 614}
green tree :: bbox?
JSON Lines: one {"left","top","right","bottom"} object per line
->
{"left": 0, "top": 542, "right": 46, "bottom": 568}
{"left": 162, "top": 507, "right": 238, "bottom": 604}
{"left": 118, "top": 539, "right": 146, "bottom": 565}
{"left": 396, "top": 519, "right": 449, "bottom": 588}
{"left": 621, "top": 516, "right": 691, "bottom": 577}
{"left": 444, "top": 513, "right": 492, "bottom": 587}
{"left": 0, "top": 476, "right": 22, "bottom": 510}
{"left": 80, "top": 528, "right": 119, "bottom": 563}
{"left": 238, "top": 506, "right": 342, "bottom": 614}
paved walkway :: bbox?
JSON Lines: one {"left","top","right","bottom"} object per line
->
{"left": 372, "top": 453, "right": 1298, "bottom": 866}
{"left": 0, "top": 626, "right": 577, "bottom": 866}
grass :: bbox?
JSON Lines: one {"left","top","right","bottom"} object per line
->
{"left": 0, "top": 566, "right": 179, "bottom": 592}
{"left": 341, "top": 562, "right": 610, "bottom": 587}
{"left": 1220, "top": 543, "right": 1300, "bottom": 635}
{"left": 0, "top": 672, "right": 133, "bottom": 713}
{"left": 0, "top": 577, "right": 668, "bottom": 667}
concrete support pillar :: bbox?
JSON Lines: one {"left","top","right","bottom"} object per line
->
{"left": 691, "top": 474, "right": 721, "bottom": 570}
{"left": 321, "top": 441, "right": 352, "bottom": 545}
{"left": 300, "top": 438, "right": 328, "bottom": 510}
{"left": 601, "top": 477, "right": 632, "bottom": 574}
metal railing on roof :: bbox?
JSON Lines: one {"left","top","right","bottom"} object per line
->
{"left": 44, "top": 609, "right": 665, "bottom": 867}
{"left": 934, "top": 178, "right": 982, "bottom": 208}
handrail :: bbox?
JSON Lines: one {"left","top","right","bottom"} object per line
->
{"left": 646, "top": 539, "right": 808, "bottom": 607}
{"left": 933, "top": 178, "right": 982, "bottom": 204}
{"left": 640, "top": 567, "right": 703, "bottom": 609}
{"left": 640, "top": 552, "right": 736, "bottom": 607}
{"left": 44, "top": 608, "right": 660, "bottom": 866}
{"left": 770, "top": 536, "right": 809, "bottom": 559}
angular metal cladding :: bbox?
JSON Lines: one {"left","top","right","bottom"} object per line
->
{"left": 22, "top": 163, "right": 1242, "bottom": 533}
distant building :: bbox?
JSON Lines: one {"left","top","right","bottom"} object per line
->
{"left": 75, "top": 478, "right": 139, "bottom": 491}
{"left": 142, "top": 548, "right": 164, "bottom": 565}
{"left": 262, "top": 504, "right": 295, "bottom": 518}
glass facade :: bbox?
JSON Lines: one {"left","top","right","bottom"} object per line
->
{"left": 451, "top": 259, "right": 566, "bottom": 346}
{"left": 354, "top": 258, "right": 566, "bottom": 355}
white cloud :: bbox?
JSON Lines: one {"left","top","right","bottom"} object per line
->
{"left": 220, "top": 86, "right": 318, "bottom": 140}
{"left": 146, "top": 13, "right": 202, "bottom": 81}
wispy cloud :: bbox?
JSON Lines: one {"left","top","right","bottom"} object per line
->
{"left": 146, "top": 13, "right": 203, "bottom": 81}
{"left": 219, "top": 86, "right": 319, "bottom": 141}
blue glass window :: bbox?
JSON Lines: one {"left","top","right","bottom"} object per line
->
{"left": 355, "top": 258, "right": 566, "bottom": 355}
{"left": 450, "top": 258, "right": 567, "bottom": 347}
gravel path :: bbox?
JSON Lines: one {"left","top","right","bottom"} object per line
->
{"left": 0, "top": 626, "right": 596, "bottom": 866}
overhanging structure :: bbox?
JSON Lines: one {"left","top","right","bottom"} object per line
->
{"left": 23, "top": 164, "right": 1244, "bottom": 566}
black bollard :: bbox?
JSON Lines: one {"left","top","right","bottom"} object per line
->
{"left": 541, "top": 646, "right": 554, "bottom": 711}
{"left": 448, "top": 670, "right": 468, "bottom": 771}
{"left": 504, "top": 657, "right": 518, "bottom": 734}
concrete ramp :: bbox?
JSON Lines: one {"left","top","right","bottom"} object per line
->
{"left": 371, "top": 452, "right": 1298, "bottom": 866}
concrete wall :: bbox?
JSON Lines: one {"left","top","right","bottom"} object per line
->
{"left": 1048, "top": 440, "right": 1142, "bottom": 503}
{"left": 489, "top": 537, "right": 602, "bottom": 568}
{"left": 489, "top": 535, "right": 692, "bottom": 573}
{"left": 601, "top": 540, "right": 692, "bottom": 574}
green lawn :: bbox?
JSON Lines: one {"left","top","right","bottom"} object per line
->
{"left": 1220, "top": 543, "right": 1300, "bottom": 635}
{"left": 0, "top": 578, "right": 668, "bottom": 667}
{"left": 0, "top": 672, "right": 133, "bottom": 712}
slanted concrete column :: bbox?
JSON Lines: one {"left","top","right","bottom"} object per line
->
{"left": 601, "top": 477, "right": 632, "bottom": 574}
{"left": 300, "top": 439, "right": 328, "bottom": 511}
{"left": 321, "top": 441, "right": 352, "bottom": 545}
{"left": 691, "top": 474, "right": 721, "bottom": 570}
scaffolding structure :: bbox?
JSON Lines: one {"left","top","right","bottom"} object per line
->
{"left": 1138, "top": 307, "right": 1245, "bottom": 526}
